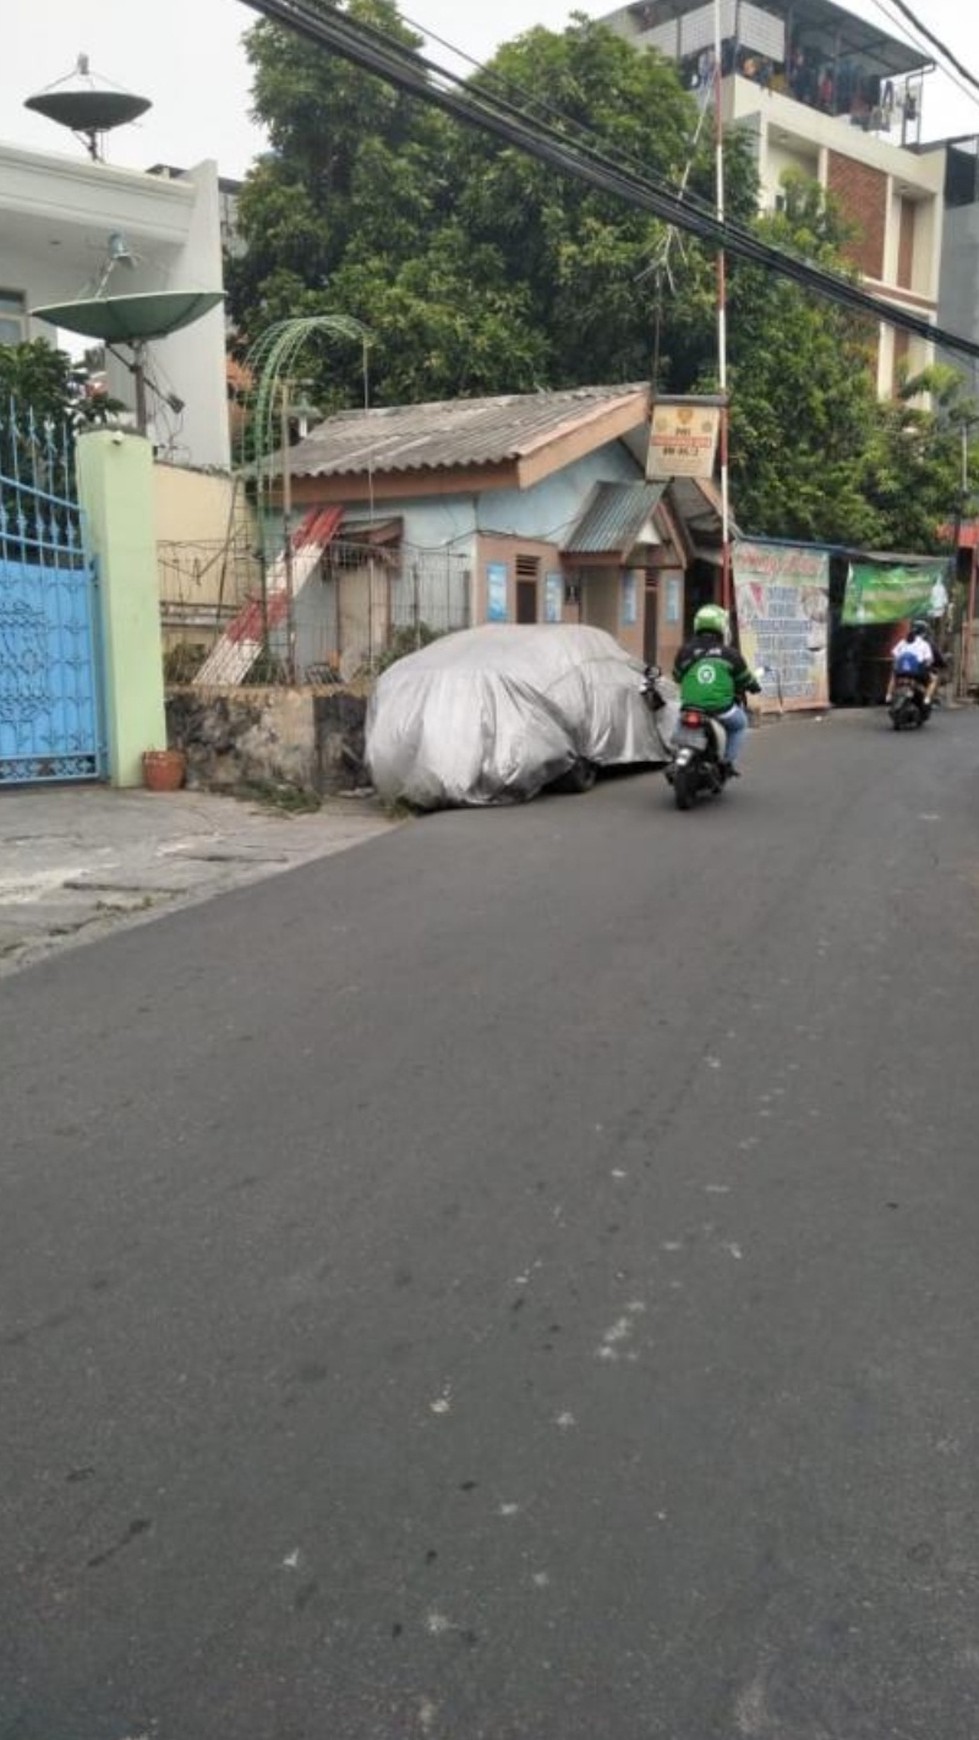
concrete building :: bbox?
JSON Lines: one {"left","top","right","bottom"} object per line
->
{"left": 0, "top": 140, "right": 230, "bottom": 468}
{"left": 602, "top": 0, "right": 947, "bottom": 392}
{"left": 931, "top": 136, "right": 979, "bottom": 400}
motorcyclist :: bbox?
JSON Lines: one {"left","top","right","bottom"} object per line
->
{"left": 886, "top": 618, "right": 946, "bottom": 709}
{"left": 673, "top": 604, "right": 761, "bottom": 773}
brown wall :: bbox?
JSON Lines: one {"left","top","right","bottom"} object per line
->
{"left": 475, "top": 535, "right": 565, "bottom": 625}
{"left": 827, "top": 152, "right": 887, "bottom": 280}
{"left": 654, "top": 568, "right": 687, "bottom": 671}
{"left": 573, "top": 566, "right": 645, "bottom": 660}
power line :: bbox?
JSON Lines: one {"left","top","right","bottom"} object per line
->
{"left": 238, "top": 0, "right": 979, "bottom": 364}
{"left": 400, "top": 9, "right": 711, "bottom": 201}
{"left": 866, "top": 0, "right": 979, "bottom": 120}
{"left": 884, "top": 0, "right": 979, "bottom": 101}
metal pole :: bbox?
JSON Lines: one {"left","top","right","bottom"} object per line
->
{"left": 281, "top": 378, "right": 296, "bottom": 683}
{"left": 133, "top": 341, "right": 149, "bottom": 437}
{"left": 714, "top": 0, "right": 732, "bottom": 612}
{"left": 967, "top": 541, "right": 978, "bottom": 697}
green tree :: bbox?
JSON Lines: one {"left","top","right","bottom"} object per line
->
{"left": 229, "top": 3, "right": 758, "bottom": 403}
{"left": 0, "top": 340, "right": 80, "bottom": 426}
{"left": 457, "top": 18, "right": 758, "bottom": 389}
{"left": 0, "top": 340, "right": 120, "bottom": 486}
{"left": 722, "top": 176, "right": 977, "bottom": 549}
{"left": 860, "top": 364, "right": 977, "bottom": 552}
{"left": 722, "top": 176, "right": 888, "bottom": 545}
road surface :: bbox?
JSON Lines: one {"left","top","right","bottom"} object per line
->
{"left": 3, "top": 710, "right": 979, "bottom": 1739}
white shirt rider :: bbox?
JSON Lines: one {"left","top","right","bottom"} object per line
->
{"left": 892, "top": 633, "right": 934, "bottom": 671}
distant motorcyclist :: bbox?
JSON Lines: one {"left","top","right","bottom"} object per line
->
{"left": 673, "top": 605, "right": 761, "bottom": 773}
{"left": 886, "top": 619, "right": 946, "bottom": 709}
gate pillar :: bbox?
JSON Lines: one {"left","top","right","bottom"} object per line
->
{"left": 77, "top": 431, "right": 166, "bottom": 788}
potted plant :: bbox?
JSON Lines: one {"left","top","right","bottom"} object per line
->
{"left": 142, "top": 747, "right": 187, "bottom": 792}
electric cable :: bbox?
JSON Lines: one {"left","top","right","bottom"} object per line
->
{"left": 884, "top": 0, "right": 979, "bottom": 100}
{"left": 866, "top": 0, "right": 979, "bottom": 121}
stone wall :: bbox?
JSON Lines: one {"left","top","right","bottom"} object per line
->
{"left": 165, "top": 687, "right": 369, "bottom": 796}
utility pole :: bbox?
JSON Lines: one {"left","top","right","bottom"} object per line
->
{"left": 281, "top": 377, "right": 296, "bottom": 683}
{"left": 714, "top": 0, "right": 732, "bottom": 613}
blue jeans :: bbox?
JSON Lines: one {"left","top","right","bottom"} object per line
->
{"left": 715, "top": 703, "right": 748, "bottom": 765}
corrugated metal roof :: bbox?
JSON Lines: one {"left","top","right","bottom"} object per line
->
{"left": 668, "top": 476, "right": 722, "bottom": 535}
{"left": 285, "top": 385, "right": 648, "bottom": 479}
{"left": 563, "top": 481, "right": 667, "bottom": 556}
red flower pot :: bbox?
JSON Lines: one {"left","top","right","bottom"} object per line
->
{"left": 142, "top": 749, "right": 186, "bottom": 792}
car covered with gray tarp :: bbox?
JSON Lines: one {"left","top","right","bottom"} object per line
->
{"left": 366, "top": 624, "right": 678, "bottom": 809}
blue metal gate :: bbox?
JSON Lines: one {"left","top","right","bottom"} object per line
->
{"left": 0, "top": 402, "right": 104, "bottom": 785}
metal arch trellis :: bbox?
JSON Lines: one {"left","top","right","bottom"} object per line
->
{"left": 240, "top": 314, "right": 371, "bottom": 517}
{"left": 227, "top": 314, "right": 372, "bottom": 679}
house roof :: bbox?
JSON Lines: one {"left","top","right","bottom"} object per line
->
{"left": 285, "top": 385, "right": 649, "bottom": 480}
{"left": 563, "top": 481, "right": 667, "bottom": 556}
{"left": 669, "top": 476, "right": 727, "bottom": 544}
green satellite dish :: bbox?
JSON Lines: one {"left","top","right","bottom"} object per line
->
{"left": 32, "top": 290, "right": 225, "bottom": 434}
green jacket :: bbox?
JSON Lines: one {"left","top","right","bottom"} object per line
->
{"left": 673, "top": 635, "right": 760, "bottom": 712}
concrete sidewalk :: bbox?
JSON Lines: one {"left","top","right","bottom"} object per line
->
{"left": 0, "top": 785, "right": 398, "bottom": 977}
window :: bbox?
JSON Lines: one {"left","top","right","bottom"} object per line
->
{"left": 0, "top": 290, "right": 27, "bottom": 347}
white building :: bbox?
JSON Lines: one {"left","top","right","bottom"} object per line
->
{"left": 602, "top": 0, "right": 947, "bottom": 393}
{"left": 0, "top": 141, "right": 230, "bottom": 468}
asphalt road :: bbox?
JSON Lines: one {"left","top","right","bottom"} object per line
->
{"left": 3, "top": 709, "right": 979, "bottom": 1740}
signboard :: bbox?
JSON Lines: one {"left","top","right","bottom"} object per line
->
{"left": 665, "top": 576, "right": 682, "bottom": 624}
{"left": 647, "top": 397, "right": 722, "bottom": 480}
{"left": 622, "top": 572, "right": 638, "bottom": 627}
{"left": 486, "top": 562, "right": 508, "bottom": 623}
{"left": 842, "top": 561, "right": 950, "bottom": 626}
{"left": 733, "top": 539, "right": 830, "bottom": 710}
{"left": 544, "top": 572, "right": 563, "bottom": 624}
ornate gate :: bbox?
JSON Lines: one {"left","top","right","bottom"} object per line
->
{"left": 0, "top": 404, "right": 104, "bottom": 785}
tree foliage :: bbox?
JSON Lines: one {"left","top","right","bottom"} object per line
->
{"left": 723, "top": 176, "right": 883, "bottom": 546}
{"left": 723, "top": 177, "right": 975, "bottom": 550}
{"left": 0, "top": 340, "right": 121, "bottom": 457}
{"left": 228, "top": 4, "right": 975, "bottom": 551}
{"left": 0, "top": 341, "right": 82, "bottom": 426}
{"left": 228, "top": 2, "right": 756, "bottom": 404}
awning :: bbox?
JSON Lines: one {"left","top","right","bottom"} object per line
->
{"left": 563, "top": 481, "right": 666, "bottom": 558}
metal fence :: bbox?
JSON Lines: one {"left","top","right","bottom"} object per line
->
{"left": 1, "top": 400, "right": 104, "bottom": 784}
{"left": 159, "top": 527, "right": 471, "bottom": 685}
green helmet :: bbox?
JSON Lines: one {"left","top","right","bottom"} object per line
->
{"left": 694, "top": 604, "right": 729, "bottom": 639}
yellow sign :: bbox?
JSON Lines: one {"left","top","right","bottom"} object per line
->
{"left": 647, "top": 399, "right": 721, "bottom": 480}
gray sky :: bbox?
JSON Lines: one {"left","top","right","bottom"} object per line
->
{"left": 2, "top": 0, "right": 978, "bottom": 178}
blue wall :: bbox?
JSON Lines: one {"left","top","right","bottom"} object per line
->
{"left": 340, "top": 437, "right": 643, "bottom": 554}
{"left": 478, "top": 441, "right": 643, "bottom": 542}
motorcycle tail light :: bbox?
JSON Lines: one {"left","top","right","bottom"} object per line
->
{"left": 681, "top": 709, "right": 704, "bottom": 726}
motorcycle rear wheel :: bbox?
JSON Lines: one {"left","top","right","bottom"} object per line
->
{"left": 674, "top": 764, "right": 694, "bottom": 811}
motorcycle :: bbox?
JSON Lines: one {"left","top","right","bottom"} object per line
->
{"left": 888, "top": 671, "right": 931, "bottom": 731}
{"left": 642, "top": 667, "right": 734, "bottom": 811}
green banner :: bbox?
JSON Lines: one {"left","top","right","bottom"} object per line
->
{"left": 842, "top": 561, "right": 949, "bottom": 626}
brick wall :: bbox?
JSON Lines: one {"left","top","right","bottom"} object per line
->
{"left": 827, "top": 152, "right": 887, "bottom": 280}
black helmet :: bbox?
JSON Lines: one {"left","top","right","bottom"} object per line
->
{"left": 911, "top": 618, "right": 930, "bottom": 636}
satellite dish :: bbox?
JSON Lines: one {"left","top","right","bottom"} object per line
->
{"left": 32, "top": 290, "right": 225, "bottom": 435}
{"left": 24, "top": 53, "right": 151, "bottom": 161}
{"left": 32, "top": 291, "right": 225, "bottom": 345}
